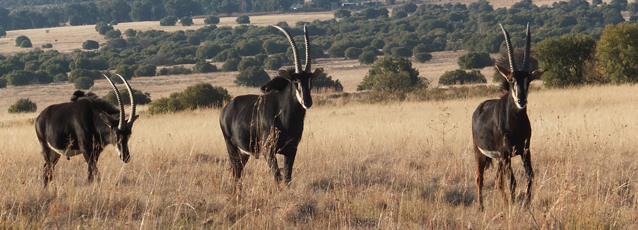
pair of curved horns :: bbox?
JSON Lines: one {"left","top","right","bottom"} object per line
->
{"left": 272, "top": 24, "right": 311, "bottom": 74}
{"left": 101, "top": 74, "right": 136, "bottom": 130}
{"left": 500, "top": 22, "right": 531, "bottom": 72}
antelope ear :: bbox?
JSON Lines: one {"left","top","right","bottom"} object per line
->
{"left": 99, "top": 113, "right": 118, "bottom": 128}
{"left": 530, "top": 69, "right": 546, "bottom": 81}
{"left": 311, "top": 68, "right": 324, "bottom": 78}
{"left": 495, "top": 64, "right": 511, "bottom": 80}
{"left": 279, "top": 69, "right": 292, "bottom": 80}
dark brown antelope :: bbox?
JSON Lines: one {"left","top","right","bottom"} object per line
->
{"left": 35, "top": 74, "right": 138, "bottom": 186}
{"left": 471, "top": 23, "right": 546, "bottom": 210}
{"left": 219, "top": 24, "right": 323, "bottom": 186}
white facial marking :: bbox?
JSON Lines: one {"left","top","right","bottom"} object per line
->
{"left": 512, "top": 80, "right": 526, "bottom": 109}
{"left": 47, "top": 142, "right": 83, "bottom": 158}
{"left": 295, "top": 82, "right": 308, "bottom": 109}
{"left": 478, "top": 147, "right": 501, "bottom": 159}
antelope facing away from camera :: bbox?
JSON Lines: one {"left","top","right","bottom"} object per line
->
{"left": 36, "top": 74, "right": 138, "bottom": 186}
{"left": 219, "top": 24, "right": 323, "bottom": 186}
{"left": 471, "top": 23, "right": 546, "bottom": 210}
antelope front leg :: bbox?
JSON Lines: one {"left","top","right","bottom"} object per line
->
{"left": 522, "top": 148, "right": 534, "bottom": 207}
{"left": 266, "top": 150, "right": 282, "bottom": 183}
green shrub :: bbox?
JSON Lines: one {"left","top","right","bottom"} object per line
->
{"left": 53, "top": 73, "right": 67, "bottom": 82}
{"left": 6, "top": 70, "right": 34, "bottom": 86}
{"left": 104, "top": 88, "right": 152, "bottom": 105}
{"left": 42, "top": 43, "right": 53, "bottom": 49}
{"left": 334, "top": 8, "right": 351, "bottom": 18}
{"left": 148, "top": 83, "right": 231, "bottom": 114}
{"left": 313, "top": 73, "right": 343, "bottom": 92}
{"left": 371, "top": 39, "right": 385, "bottom": 49}
{"left": 234, "top": 66, "right": 270, "bottom": 87}
{"left": 180, "top": 16, "right": 193, "bottom": 26}
{"left": 8, "top": 98, "right": 37, "bottom": 113}
{"left": 20, "top": 40, "right": 32, "bottom": 48}
{"left": 345, "top": 47, "right": 363, "bottom": 60}
{"left": 204, "top": 16, "right": 220, "bottom": 24}
{"left": 193, "top": 62, "right": 217, "bottom": 73}
{"left": 160, "top": 16, "right": 178, "bottom": 26}
{"left": 237, "top": 57, "right": 262, "bottom": 71}
{"left": 15, "top": 36, "right": 30, "bottom": 47}
{"left": 235, "top": 66, "right": 270, "bottom": 87}
{"left": 0, "top": 78, "right": 6, "bottom": 88}
{"left": 104, "top": 29, "right": 121, "bottom": 39}
{"left": 74, "top": 77, "right": 94, "bottom": 90}
{"left": 391, "top": 47, "right": 412, "bottom": 57}
{"left": 358, "top": 51, "right": 377, "bottom": 64}
{"left": 135, "top": 64, "right": 157, "bottom": 77}
{"left": 116, "top": 65, "right": 135, "bottom": 79}
{"left": 167, "top": 66, "right": 193, "bottom": 75}
{"left": 83, "top": 40, "right": 100, "bottom": 50}
{"left": 68, "top": 69, "right": 100, "bottom": 82}
{"left": 124, "top": 28, "right": 137, "bottom": 37}
{"left": 96, "top": 22, "right": 114, "bottom": 35}
{"left": 458, "top": 52, "right": 493, "bottom": 69}
{"left": 222, "top": 58, "right": 240, "bottom": 72}
{"left": 439, "top": 69, "right": 486, "bottom": 85}
{"left": 264, "top": 56, "right": 284, "bottom": 70}
{"left": 236, "top": 15, "right": 250, "bottom": 24}
{"left": 358, "top": 56, "right": 420, "bottom": 91}
{"left": 414, "top": 52, "right": 433, "bottom": 63}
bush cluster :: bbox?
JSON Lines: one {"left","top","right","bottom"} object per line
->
{"left": 147, "top": 83, "right": 231, "bottom": 114}
{"left": 439, "top": 69, "right": 486, "bottom": 85}
{"left": 8, "top": 98, "right": 37, "bottom": 113}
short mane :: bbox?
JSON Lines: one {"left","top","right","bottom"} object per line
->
{"left": 260, "top": 68, "right": 295, "bottom": 93}
{"left": 499, "top": 75, "right": 509, "bottom": 93}
{"left": 71, "top": 90, "right": 120, "bottom": 115}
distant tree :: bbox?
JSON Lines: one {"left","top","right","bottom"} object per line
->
{"left": 345, "top": 47, "right": 363, "bottom": 60}
{"left": 236, "top": 15, "right": 250, "bottom": 24}
{"left": 124, "top": 28, "right": 137, "bottom": 37}
{"left": 196, "top": 43, "right": 223, "bottom": 59}
{"left": 0, "top": 78, "right": 6, "bottom": 88}
{"left": 237, "top": 57, "right": 261, "bottom": 71}
{"left": 371, "top": 39, "right": 385, "bottom": 49}
{"left": 116, "top": 64, "right": 135, "bottom": 79}
{"left": 414, "top": 52, "right": 433, "bottom": 63}
{"left": 458, "top": 52, "right": 492, "bottom": 69}
{"left": 399, "top": 2, "right": 418, "bottom": 13}
{"left": 334, "top": 8, "right": 351, "bottom": 18}
{"left": 313, "top": 72, "right": 343, "bottom": 92}
{"left": 180, "top": 16, "right": 193, "bottom": 26}
{"left": 358, "top": 56, "right": 420, "bottom": 91}
{"left": 439, "top": 69, "right": 486, "bottom": 85}
{"left": 264, "top": 56, "right": 284, "bottom": 70}
{"left": 74, "top": 77, "right": 94, "bottom": 89}
{"left": 95, "top": 22, "right": 114, "bottom": 35}
{"left": 20, "top": 40, "right": 32, "bottom": 48}
{"left": 104, "top": 29, "right": 121, "bottom": 39}
{"left": 42, "top": 43, "right": 53, "bottom": 49}
{"left": 222, "top": 58, "right": 240, "bottom": 71}
{"left": 53, "top": 73, "right": 67, "bottom": 82}
{"left": 391, "top": 47, "right": 412, "bottom": 57}
{"left": 15, "top": 36, "right": 31, "bottom": 47}
{"left": 204, "top": 15, "right": 220, "bottom": 24}
{"left": 8, "top": 98, "right": 37, "bottom": 113}
{"left": 82, "top": 40, "right": 100, "bottom": 50}
{"left": 358, "top": 51, "right": 377, "bottom": 64}
{"left": 0, "top": 27, "right": 6, "bottom": 37}
{"left": 5, "top": 70, "right": 34, "bottom": 86}
{"left": 536, "top": 34, "right": 596, "bottom": 88}
{"left": 105, "top": 38, "right": 127, "bottom": 49}
{"left": 597, "top": 23, "right": 638, "bottom": 83}
{"left": 235, "top": 66, "right": 269, "bottom": 87}
{"left": 160, "top": 16, "right": 178, "bottom": 26}
{"left": 104, "top": 88, "right": 152, "bottom": 105}
{"left": 193, "top": 61, "right": 217, "bottom": 73}
{"left": 134, "top": 64, "right": 157, "bottom": 77}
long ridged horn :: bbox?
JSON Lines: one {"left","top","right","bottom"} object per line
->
{"left": 102, "top": 74, "right": 126, "bottom": 130}
{"left": 500, "top": 24, "right": 516, "bottom": 72}
{"left": 273, "top": 25, "right": 301, "bottom": 74}
{"left": 522, "top": 22, "right": 531, "bottom": 72}
{"left": 116, "top": 74, "right": 136, "bottom": 126}
{"left": 304, "top": 23, "right": 311, "bottom": 72}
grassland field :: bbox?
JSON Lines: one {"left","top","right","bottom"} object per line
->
{"left": 0, "top": 6, "right": 637, "bottom": 229}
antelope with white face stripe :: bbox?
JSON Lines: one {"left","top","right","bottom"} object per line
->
{"left": 219, "top": 24, "right": 323, "bottom": 186}
{"left": 35, "top": 74, "right": 138, "bottom": 186}
{"left": 471, "top": 23, "right": 546, "bottom": 210}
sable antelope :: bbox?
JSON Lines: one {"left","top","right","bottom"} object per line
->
{"left": 219, "top": 24, "right": 323, "bottom": 185}
{"left": 471, "top": 23, "right": 546, "bottom": 210}
{"left": 36, "top": 74, "right": 138, "bottom": 186}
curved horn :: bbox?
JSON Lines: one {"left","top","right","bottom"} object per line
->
{"left": 102, "top": 74, "right": 125, "bottom": 130}
{"left": 116, "top": 74, "right": 136, "bottom": 126}
{"left": 499, "top": 24, "right": 516, "bottom": 72}
{"left": 304, "top": 23, "right": 311, "bottom": 72}
{"left": 273, "top": 25, "right": 301, "bottom": 74}
{"left": 522, "top": 22, "right": 531, "bottom": 72}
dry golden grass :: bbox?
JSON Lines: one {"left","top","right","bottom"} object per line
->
{"left": 1, "top": 84, "right": 638, "bottom": 228}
